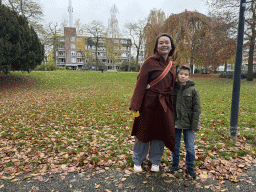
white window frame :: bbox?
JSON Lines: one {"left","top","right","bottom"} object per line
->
{"left": 71, "top": 44, "right": 75, "bottom": 49}
{"left": 71, "top": 58, "right": 76, "bottom": 63}
{"left": 71, "top": 51, "right": 76, "bottom": 56}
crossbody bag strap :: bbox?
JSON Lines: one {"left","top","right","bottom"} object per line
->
{"left": 146, "top": 61, "right": 173, "bottom": 89}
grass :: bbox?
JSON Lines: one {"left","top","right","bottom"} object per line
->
{"left": 0, "top": 71, "right": 255, "bottom": 176}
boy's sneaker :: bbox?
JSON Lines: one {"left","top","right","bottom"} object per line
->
{"left": 187, "top": 167, "right": 197, "bottom": 179}
{"left": 134, "top": 165, "right": 142, "bottom": 173}
{"left": 170, "top": 164, "right": 178, "bottom": 173}
{"left": 151, "top": 164, "right": 159, "bottom": 172}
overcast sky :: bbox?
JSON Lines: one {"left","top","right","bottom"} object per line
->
{"left": 41, "top": 0, "right": 209, "bottom": 32}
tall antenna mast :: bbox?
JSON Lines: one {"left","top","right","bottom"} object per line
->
{"left": 108, "top": 4, "right": 119, "bottom": 38}
{"left": 68, "top": 0, "right": 73, "bottom": 27}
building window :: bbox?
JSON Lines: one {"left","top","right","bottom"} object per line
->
{"left": 71, "top": 36, "right": 75, "bottom": 42}
{"left": 71, "top": 51, "right": 76, "bottom": 56}
{"left": 77, "top": 58, "right": 83, "bottom": 63}
{"left": 122, "top": 53, "right": 127, "bottom": 57}
{"left": 71, "top": 58, "right": 76, "bottom": 63}
{"left": 71, "top": 44, "right": 75, "bottom": 49}
{"left": 59, "top": 58, "right": 65, "bottom": 63}
{"left": 59, "top": 44, "right": 65, "bottom": 49}
{"left": 121, "top": 40, "right": 127, "bottom": 44}
{"left": 58, "top": 51, "right": 64, "bottom": 56}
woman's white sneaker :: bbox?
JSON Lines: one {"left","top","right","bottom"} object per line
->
{"left": 151, "top": 164, "right": 159, "bottom": 172}
{"left": 134, "top": 165, "right": 142, "bottom": 172}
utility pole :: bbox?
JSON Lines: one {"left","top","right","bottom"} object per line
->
{"left": 229, "top": 0, "right": 246, "bottom": 138}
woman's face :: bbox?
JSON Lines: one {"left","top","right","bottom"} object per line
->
{"left": 157, "top": 36, "right": 172, "bottom": 57}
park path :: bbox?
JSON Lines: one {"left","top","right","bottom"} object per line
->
{"left": 0, "top": 164, "right": 255, "bottom": 192}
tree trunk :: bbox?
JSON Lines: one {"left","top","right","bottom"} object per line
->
{"left": 135, "top": 40, "right": 141, "bottom": 72}
{"left": 96, "top": 37, "right": 98, "bottom": 70}
{"left": 135, "top": 49, "right": 139, "bottom": 72}
{"left": 247, "top": 38, "right": 255, "bottom": 81}
{"left": 224, "top": 61, "right": 227, "bottom": 72}
{"left": 20, "top": 0, "right": 24, "bottom": 16}
{"left": 247, "top": 6, "right": 255, "bottom": 81}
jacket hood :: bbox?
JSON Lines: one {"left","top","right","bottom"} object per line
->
{"left": 175, "top": 80, "right": 196, "bottom": 89}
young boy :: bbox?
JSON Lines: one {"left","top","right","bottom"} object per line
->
{"left": 170, "top": 65, "right": 201, "bottom": 179}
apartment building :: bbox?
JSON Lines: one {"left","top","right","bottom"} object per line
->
{"left": 56, "top": 27, "right": 132, "bottom": 70}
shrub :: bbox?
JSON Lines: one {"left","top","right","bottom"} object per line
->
{"left": 34, "top": 62, "right": 57, "bottom": 71}
{"left": 194, "top": 68, "right": 201, "bottom": 74}
{"left": 219, "top": 71, "right": 256, "bottom": 79}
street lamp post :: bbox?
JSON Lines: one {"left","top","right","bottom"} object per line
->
{"left": 229, "top": 0, "right": 246, "bottom": 138}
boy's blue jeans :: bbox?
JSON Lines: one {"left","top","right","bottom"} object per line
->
{"left": 172, "top": 129, "right": 195, "bottom": 168}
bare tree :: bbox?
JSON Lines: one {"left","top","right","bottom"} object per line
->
{"left": 83, "top": 20, "right": 106, "bottom": 70}
{"left": 208, "top": 0, "right": 256, "bottom": 81}
{"left": 5, "top": 0, "right": 43, "bottom": 26}
{"left": 125, "top": 19, "right": 146, "bottom": 71}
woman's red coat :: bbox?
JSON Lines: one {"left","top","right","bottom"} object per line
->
{"left": 129, "top": 53, "right": 176, "bottom": 151}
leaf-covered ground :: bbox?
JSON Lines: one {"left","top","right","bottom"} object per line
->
{"left": 0, "top": 71, "right": 255, "bottom": 187}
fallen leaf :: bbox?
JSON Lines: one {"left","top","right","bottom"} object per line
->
{"left": 195, "top": 183, "right": 201, "bottom": 189}
{"left": 143, "top": 181, "right": 148, "bottom": 184}
{"left": 199, "top": 171, "right": 208, "bottom": 179}
{"left": 127, "top": 185, "right": 135, "bottom": 189}
{"left": 164, "top": 180, "right": 172, "bottom": 183}
{"left": 32, "top": 186, "right": 39, "bottom": 191}
{"left": 204, "top": 185, "right": 211, "bottom": 189}
{"left": 95, "top": 184, "right": 100, "bottom": 189}
{"left": 0, "top": 185, "right": 4, "bottom": 189}
{"left": 238, "top": 164, "right": 245, "bottom": 168}
{"left": 121, "top": 178, "right": 126, "bottom": 181}
{"left": 125, "top": 170, "right": 132, "bottom": 175}
{"left": 246, "top": 180, "right": 254, "bottom": 185}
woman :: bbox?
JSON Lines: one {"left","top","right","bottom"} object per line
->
{"left": 129, "top": 33, "right": 176, "bottom": 172}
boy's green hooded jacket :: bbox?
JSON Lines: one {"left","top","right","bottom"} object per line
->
{"left": 173, "top": 80, "right": 201, "bottom": 131}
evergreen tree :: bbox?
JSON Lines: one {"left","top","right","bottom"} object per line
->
{"left": 0, "top": 4, "right": 44, "bottom": 74}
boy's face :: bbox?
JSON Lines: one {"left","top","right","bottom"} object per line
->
{"left": 177, "top": 69, "right": 190, "bottom": 84}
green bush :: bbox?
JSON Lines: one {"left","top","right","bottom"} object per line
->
{"left": 194, "top": 68, "right": 201, "bottom": 74}
{"left": 34, "top": 62, "right": 57, "bottom": 71}
{"left": 219, "top": 72, "right": 233, "bottom": 79}
{"left": 220, "top": 71, "right": 256, "bottom": 79}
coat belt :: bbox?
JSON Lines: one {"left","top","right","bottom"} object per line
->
{"left": 148, "top": 89, "right": 173, "bottom": 113}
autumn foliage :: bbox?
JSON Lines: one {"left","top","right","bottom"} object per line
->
{"left": 144, "top": 10, "right": 236, "bottom": 70}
